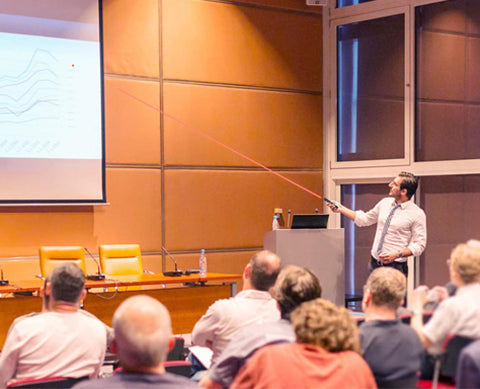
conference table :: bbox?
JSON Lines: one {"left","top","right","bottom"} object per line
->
{"left": 0, "top": 272, "right": 241, "bottom": 349}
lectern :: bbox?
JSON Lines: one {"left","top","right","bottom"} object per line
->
{"left": 264, "top": 228, "right": 344, "bottom": 306}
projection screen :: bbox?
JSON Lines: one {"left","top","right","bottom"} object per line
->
{"left": 0, "top": 0, "right": 105, "bottom": 203}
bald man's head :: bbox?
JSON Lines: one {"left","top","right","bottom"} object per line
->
{"left": 113, "top": 295, "right": 172, "bottom": 371}
{"left": 248, "top": 250, "right": 282, "bottom": 291}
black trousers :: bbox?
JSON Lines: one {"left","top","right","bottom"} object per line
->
{"left": 369, "top": 256, "right": 408, "bottom": 278}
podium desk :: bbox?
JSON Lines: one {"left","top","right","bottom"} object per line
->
{"left": 264, "top": 228, "right": 344, "bottom": 306}
{"left": 0, "top": 273, "right": 241, "bottom": 349}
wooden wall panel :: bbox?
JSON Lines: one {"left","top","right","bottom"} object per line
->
{"left": 162, "top": 0, "right": 322, "bottom": 90}
{"left": 0, "top": 207, "right": 95, "bottom": 257}
{"left": 466, "top": 37, "right": 480, "bottom": 101}
{"left": 164, "top": 170, "right": 323, "bottom": 250}
{"left": 418, "top": 31, "right": 465, "bottom": 100}
{"left": 93, "top": 168, "right": 162, "bottom": 250}
{"left": 163, "top": 83, "right": 322, "bottom": 168}
{"left": 0, "top": 1, "right": 323, "bottom": 294}
{"left": 163, "top": 251, "right": 254, "bottom": 275}
{"left": 0, "top": 258, "right": 109, "bottom": 281}
{"left": 105, "top": 78, "right": 161, "bottom": 165}
{"left": 417, "top": 102, "right": 465, "bottom": 161}
{"left": 164, "top": 251, "right": 256, "bottom": 291}
{"left": 103, "top": 0, "right": 160, "bottom": 77}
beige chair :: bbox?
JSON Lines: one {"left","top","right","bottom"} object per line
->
{"left": 99, "top": 244, "right": 143, "bottom": 276}
{"left": 39, "top": 246, "right": 87, "bottom": 277}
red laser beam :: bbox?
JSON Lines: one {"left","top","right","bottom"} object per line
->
{"left": 118, "top": 88, "right": 323, "bottom": 200}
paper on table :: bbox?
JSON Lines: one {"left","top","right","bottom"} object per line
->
{"left": 189, "top": 345, "right": 213, "bottom": 369}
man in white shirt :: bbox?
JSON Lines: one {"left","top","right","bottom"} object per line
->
{"left": 411, "top": 241, "right": 480, "bottom": 355}
{"left": 326, "top": 171, "right": 426, "bottom": 277}
{"left": 0, "top": 263, "right": 107, "bottom": 387}
{"left": 191, "top": 250, "right": 282, "bottom": 367}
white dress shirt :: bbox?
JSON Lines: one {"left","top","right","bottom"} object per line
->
{"left": 354, "top": 197, "right": 427, "bottom": 262}
{"left": 191, "top": 289, "right": 280, "bottom": 364}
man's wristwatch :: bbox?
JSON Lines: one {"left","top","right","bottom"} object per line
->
{"left": 398, "top": 251, "right": 403, "bottom": 259}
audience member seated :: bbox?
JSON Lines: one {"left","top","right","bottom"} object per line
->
{"left": 0, "top": 263, "right": 107, "bottom": 387}
{"left": 360, "top": 267, "right": 423, "bottom": 387}
{"left": 457, "top": 338, "right": 480, "bottom": 389}
{"left": 200, "top": 265, "right": 322, "bottom": 389}
{"left": 191, "top": 250, "right": 281, "bottom": 368}
{"left": 73, "top": 295, "right": 197, "bottom": 389}
{"left": 230, "top": 298, "right": 377, "bottom": 389}
{"left": 411, "top": 240, "right": 480, "bottom": 376}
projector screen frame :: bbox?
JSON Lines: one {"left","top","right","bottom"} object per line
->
{"left": 0, "top": 0, "right": 107, "bottom": 205}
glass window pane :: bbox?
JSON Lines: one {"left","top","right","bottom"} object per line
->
{"left": 419, "top": 174, "right": 480, "bottom": 286}
{"left": 415, "top": 1, "right": 480, "bottom": 161}
{"left": 337, "top": 15, "right": 405, "bottom": 162}
{"left": 337, "top": 0, "right": 375, "bottom": 8}
{"left": 341, "top": 183, "right": 387, "bottom": 297}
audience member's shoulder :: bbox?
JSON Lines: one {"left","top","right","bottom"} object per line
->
{"left": 206, "top": 296, "right": 236, "bottom": 311}
{"left": 162, "top": 372, "right": 200, "bottom": 388}
{"left": 73, "top": 372, "right": 199, "bottom": 389}
{"left": 10, "top": 311, "right": 55, "bottom": 329}
{"left": 463, "top": 339, "right": 480, "bottom": 356}
{"left": 6, "top": 312, "right": 43, "bottom": 336}
{"left": 78, "top": 309, "right": 101, "bottom": 320}
{"left": 77, "top": 309, "right": 110, "bottom": 327}
{"left": 11, "top": 311, "right": 42, "bottom": 326}
{"left": 250, "top": 342, "right": 290, "bottom": 359}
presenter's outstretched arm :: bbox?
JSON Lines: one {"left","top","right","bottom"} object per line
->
{"left": 325, "top": 201, "right": 356, "bottom": 222}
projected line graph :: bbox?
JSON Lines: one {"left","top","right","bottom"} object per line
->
{"left": 0, "top": 31, "right": 102, "bottom": 159}
{"left": 0, "top": 48, "right": 60, "bottom": 122}
{"left": 0, "top": 48, "right": 58, "bottom": 82}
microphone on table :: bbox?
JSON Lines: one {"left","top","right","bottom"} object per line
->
{"left": 162, "top": 247, "right": 183, "bottom": 277}
{"left": 84, "top": 247, "right": 106, "bottom": 281}
{"left": 287, "top": 209, "right": 292, "bottom": 229}
{"left": 0, "top": 265, "right": 9, "bottom": 286}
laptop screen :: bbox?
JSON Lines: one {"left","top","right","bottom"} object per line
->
{"left": 291, "top": 214, "right": 329, "bottom": 229}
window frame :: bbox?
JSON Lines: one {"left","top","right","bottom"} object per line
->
{"left": 323, "top": 0, "right": 480, "bottom": 292}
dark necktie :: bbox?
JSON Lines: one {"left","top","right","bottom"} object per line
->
{"left": 376, "top": 204, "right": 401, "bottom": 256}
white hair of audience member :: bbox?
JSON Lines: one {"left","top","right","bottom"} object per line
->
{"left": 467, "top": 239, "right": 480, "bottom": 248}
{"left": 113, "top": 295, "right": 172, "bottom": 370}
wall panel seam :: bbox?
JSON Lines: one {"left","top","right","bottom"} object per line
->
{"left": 106, "top": 164, "right": 161, "bottom": 169}
{"left": 105, "top": 74, "right": 160, "bottom": 82}
{"left": 420, "top": 27, "right": 480, "bottom": 38}
{"left": 418, "top": 98, "right": 480, "bottom": 106}
{"left": 159, "top": 0, "right": 166, "bottom": 272}
{"left": 0, "top": 247, "right": 262, "bottom": 262}
{"left": 164, "top": 166, "right": 323, "bottom": 172}
{"left": 163, "top": 79, "right": 322, "bottom": 96}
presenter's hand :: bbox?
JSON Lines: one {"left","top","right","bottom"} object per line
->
{"left": 326, "top": 202, "right": 342, "bottom": 213}
{"left": 378, "top": 252, "right": 398, "bottom": 263}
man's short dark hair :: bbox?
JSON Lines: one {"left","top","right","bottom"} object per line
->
{"left": 398, "top": 171, "right": 418, "bottom": 199}
{"left": 49, "top": 263, "right": 85, "bottom": 303}
{"left": 249, "top": 251, "right": 281, "bottom": 291}
{"left": 271, "top": 265, "right": 322, "bottom": 319}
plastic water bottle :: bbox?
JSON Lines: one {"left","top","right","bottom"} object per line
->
{"left": 272, "top": 215, "right": 280, "bottom": 231}
{"left": 199, "top": 249, "right": 207, "bottom": 278}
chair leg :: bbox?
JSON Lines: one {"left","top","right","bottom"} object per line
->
{"left": 432, "top": 358, "right": 441, "bottom": 389}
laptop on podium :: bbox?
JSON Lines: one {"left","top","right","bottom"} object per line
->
{"left": 290, "top": 214, "right": 329, "bottom": 229}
